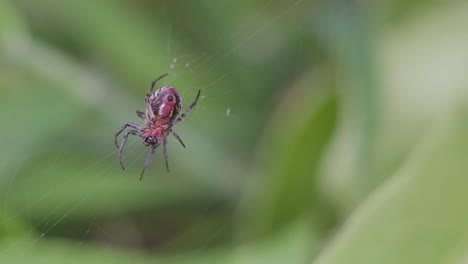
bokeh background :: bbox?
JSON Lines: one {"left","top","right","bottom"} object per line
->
{"left": 1, "top": 0, "right": 468, "bottom": 263}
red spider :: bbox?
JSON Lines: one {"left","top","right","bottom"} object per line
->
{"left": 114, "top": 73, "right": 201, "bottom": 179}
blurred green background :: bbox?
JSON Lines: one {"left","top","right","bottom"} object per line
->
{"left": 1, "top": 0, "right": 468, "bottom": 263}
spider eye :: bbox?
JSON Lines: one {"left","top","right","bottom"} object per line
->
{"left": 167, "top": 95, "right": 174, "bottom": 102}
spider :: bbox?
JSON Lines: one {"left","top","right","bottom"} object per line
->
{"left": 114, "top": 73, "right": 201, "bottom": 179}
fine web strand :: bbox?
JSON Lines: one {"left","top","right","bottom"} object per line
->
{"left": 0, "top": 139, "right": 122, "bottom": 227}
{"left": 188, "top": 0, "right": 275, "bottom": 72}
{"left": 173, "top": 0, "right": 306, "bottom": 251}
{"left": 155, "top": 0, "right": 306, "bottom": 251}
{"left": 191, "top": 0, "right": 305, "bottom": 74}
{"left": 0, "top": 140, "right": 140, "bottom": 256}
{"left": 166, "top": 0, "right": 306, "bottom": 126}
{"left": 1, "top": 0, "right": 307, "bottom": 255}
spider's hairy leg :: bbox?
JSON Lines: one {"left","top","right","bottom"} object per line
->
{"left": 136, "top": 110, "right": 147, "bottom": 123}
{"left": 145, "top": 98, "right": 156, "bottom": 122}
{"left": 148, "top": 73, "right": 169, "bottom": 95}
{"left": 140, "top": 146, "right": 156, "bottom": 180}
{"left": 173, "top": 89, "right": 201, "bottom": 125}
{"left": 169, "top": 129, "right": 185, "bottom": 148}
{"left": 118, "top": 129, "right": 140, "bottom": 170}
{"left": 163, "top": 139, "right": 170, "bottom": 172}
{"left": 114, "top": 122, "right": 144, "bottom": 148}
{"left": 136, "top": 110, "right": 145, "bottom": 120}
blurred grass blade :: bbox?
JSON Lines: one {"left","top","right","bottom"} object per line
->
{"left": 311, "top": 1, "right": 378, "bottom": 211}
{"left": 0, "top": 0, "right": 26, "bottom": 36}
{"left": 0, "top": 239, "right": 230, "bottom": 264}
{"left": 232, "top": 220, "right": 316, "bottom": 264}
{"left": 239, "top": 71, "right": 338, "bottom": 239}
{"left": 314, "top": 107, "right": 468, "bottom": 264}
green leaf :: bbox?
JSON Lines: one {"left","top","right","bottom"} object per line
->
{"left": 238, "top": 71, "right": 338, "bottom": 238}
{"left": 321, "top": 0, "right": 468, "bottom": 214}
{"left": 0, "top": 70, "right": 86, "bottom": 186}
{"left": 0, "top": 0, "right": 27, "bottom": 36}
{"left": 232, "top": 220, "right": 317, "bottom": 264}
{"left": 0, "top": 212, "right": 30, "bottom": 241}
{"left": 0, "top": 239, "right": 229, "bottom": 264}
{"left": 314, "top": 107, "right": 468, "bottom": 264}
{"left": 6, "top": 150, "right": 227, "bottom": 223}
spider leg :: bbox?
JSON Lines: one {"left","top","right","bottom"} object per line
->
{"left": 172, "top": 89, "right": 201, "bottom": 126}
{"left": 148, "top": 73, "right": 169, "bottom": 95}
{"left": 115, "top": 122, "right": 144, "bottom": 148}
{"left": 145, "top": 98, "right": 156, "bottom": 123}
{"left": 118, "top": 129, "right": 140, "bottom": 170}
{"left": 163, "top": 138, "right": 170, "bottom": 172}
{"left": 169, "top": 129, "right": 185, "bottom": 148}
{"left": 136, "top": 110, "right": 146, "bottom": 122}
{"left": 140, "top": 146, "right": 156, "bottom": 180}
{"left": 136, "top": 110, "right": 153, "bottom": 127}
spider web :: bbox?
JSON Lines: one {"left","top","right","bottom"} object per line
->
{"left": 0, "top": 0, "right": 307, "bottom": 258}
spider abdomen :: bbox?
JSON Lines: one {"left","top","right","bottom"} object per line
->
{"left": 148, "top": 87, "right": 182, "bottom": 124}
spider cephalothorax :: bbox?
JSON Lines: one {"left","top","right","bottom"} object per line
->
{"left": 114, "top": 73, "right": 201, "bottom": 179}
